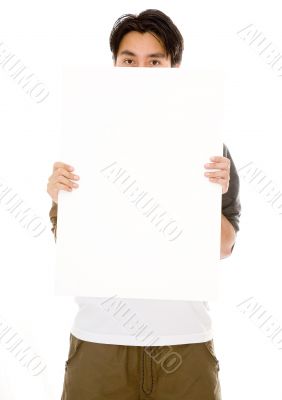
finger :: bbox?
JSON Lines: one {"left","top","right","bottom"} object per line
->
{"left": 55, "top": 175, "right": 79, "bottom": 189}
{"left": 204, "top": 170, "right": 228, "bottom": 179}
{"left": 55, "top": 182, "right": 74, "bottom": 192}
{"left": 204, "top": 161, "right": 230, "bottom": 170}
{"left": 48, "top": 171, "right": 79, "bottom": 183}
{"left": 209, "top": 156, "right": 227, "bottom": 163}
{"left": 208, "top": 177, "right": 229, "bottom": 193}
{"left": 208, "top": 177, "right": 226, "bottom": 183}
{"left": 53, "top": 162, "right": 74, "bottom": 173}
{"left": 53, "top": 167, "right": 79, "bottom": 181}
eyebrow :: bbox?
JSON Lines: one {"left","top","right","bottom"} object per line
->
{"left": 119, "top": 50, "right": 166, "bottom": 58}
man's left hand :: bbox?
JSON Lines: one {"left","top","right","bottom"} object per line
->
{"left": 204, "top": 156, "right": 230, "bottom": 194}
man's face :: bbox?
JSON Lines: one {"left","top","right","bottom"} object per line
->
{"left": 115, "top": 31, "right": 180, "bottom": 68}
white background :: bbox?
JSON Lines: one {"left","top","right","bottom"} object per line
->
{"left": 0, "top": 0, "right": 281, "bottom": 399}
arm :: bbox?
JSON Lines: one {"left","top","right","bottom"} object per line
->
{"left": 49, "top": 200, "right": 58, "bottom": 242}
{"left": 220, "top": 214, "right": 236, "bottom": 259}
{"left": 47, "top": 162, "right": 79, "bottom": 243}
{"left": 205, "top": 143, "right": 241, "bottom": 259}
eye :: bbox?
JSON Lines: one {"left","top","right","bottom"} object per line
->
{"left": 151, "top": 60, "right": 161, "bottom": 66}
{"left": 123, "top": 59, "right": 134, "bottom": 65}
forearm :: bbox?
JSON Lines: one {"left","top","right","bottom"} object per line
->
{"left": 220, "top": 214, "right": 236, "bottom": 259}
{"left": 49, "top": 201, "right": 58, "bottom": 242}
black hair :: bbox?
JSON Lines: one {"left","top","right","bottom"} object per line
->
{"left": 109, "top": 9, "right": 184, "bottom": 67}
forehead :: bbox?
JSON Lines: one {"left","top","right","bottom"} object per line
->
{"left": 117, "top": 31, "right": 168, "bottom": 56}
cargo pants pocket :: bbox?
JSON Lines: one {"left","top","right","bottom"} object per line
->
{"left": 65, "top": 333, "right": 84, "bottom": 371}
{"left": 203, "top": 340, "right": 220, "bottom": 371}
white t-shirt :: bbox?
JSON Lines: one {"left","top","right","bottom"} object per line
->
{"left": 70, "top": 296, "right": 213, "bottom": 346}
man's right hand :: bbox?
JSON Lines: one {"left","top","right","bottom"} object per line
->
{"left": 47, "top": 162, "right": 80, "bottom": 204}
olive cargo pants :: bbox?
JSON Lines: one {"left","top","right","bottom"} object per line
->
{"left": 61, "top": 333, "right": 222, "bottom": 400}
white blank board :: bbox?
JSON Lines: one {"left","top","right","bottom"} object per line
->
{"left": 55, "top": 66, "right": 223, "bottom": 301}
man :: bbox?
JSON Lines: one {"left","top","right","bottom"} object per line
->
{"left": 47, "top": 9, "right": 241, "bottom": 400}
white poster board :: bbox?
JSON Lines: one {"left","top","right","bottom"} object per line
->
{"left": 55, "top": 66, "right": 223, "bottom": 301}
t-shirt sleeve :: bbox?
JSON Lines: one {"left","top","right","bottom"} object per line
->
{"left": 222, "top": 143, "right": 241, "bottom": 235}
{"left": 49, "top": 200, "right": 58, "bottom": 242}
